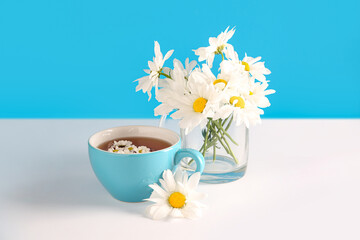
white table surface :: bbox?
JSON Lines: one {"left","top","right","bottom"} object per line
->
{"left": 0, "top": 119, "right": 359, "bottom": 240}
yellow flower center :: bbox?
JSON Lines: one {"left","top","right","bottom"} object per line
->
{"left": 168, "top": 192, "right": 186, "bottom": 208}
{"left": 242, "top": 61, "right": 250, "bottom": 71}
{"left": 230, "top": 96, "right": 245, "bottom": 108}
{"left": 213, "top": 79, "right": 227, "bottom": 88}
{"left": 113, "top": 149, "right": 118, "bottom": 152}
{"left": 249, "top": 91, "right": 253, "bottom": 95}
{"left": 193, "top": 97, "right": 207, "bottom": 113}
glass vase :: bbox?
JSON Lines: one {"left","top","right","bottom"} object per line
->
{"left": 180, "top": 118, "right": 249, "bottom": 184}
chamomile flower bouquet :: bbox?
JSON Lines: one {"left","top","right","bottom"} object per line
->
{"left": 135, "top": 27, "right": 275, "bottom": 183}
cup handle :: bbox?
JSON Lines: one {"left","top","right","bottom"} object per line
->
{"left": 173, "top": 148, "right": 205, "bottom": 174}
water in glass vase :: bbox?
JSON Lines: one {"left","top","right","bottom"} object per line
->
{"left": 180, "top": 117, "right": 249, "bottom": 184}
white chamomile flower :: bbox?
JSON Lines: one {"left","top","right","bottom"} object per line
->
{"left": 225, "top": 45, "right": 271, "bottom": 82}
{"left": 109, "top": 147, "right": 125, "bottom": 153}
{"left": 214, "top": 92, "right": 264, "bottom": 128}
{"left": 241, "top": 53, "right": 271, "bottom": 82}
{"left": 146, "top": 169, "right": 207, "bottom": 220}
{"left": 137, "top": 146, "right": 151, "bottom": 154}
{"left": 135, "top": 41, "right": 174, "bottom": 100}
{"left": 245, "top": 78, "right": 276, "bottom": 108}
{"left": 114, "top": 140, "right": 132, "bottom": 147}
{"left": 170, "top": 70, "right": 220, "bottom": 134}
{"left": 125, "top": 145, "right": 137, "bottom": 152}
{"left": 194, "top": 27, "right": 235, "bottom": 68}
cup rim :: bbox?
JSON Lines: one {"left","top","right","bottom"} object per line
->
{"left": 88, "top": 125, "right": 180, "bottom": 155}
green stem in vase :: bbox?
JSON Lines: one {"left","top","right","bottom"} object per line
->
{"left": 212, "top": 120, "right": 238, "bottom": 146}
{"left": 212, "top": 121, "right": 217, "bottom": 161}
{"left": 190, "top": 115, "right": 239, "bottom": 166}
{"left": 189, "top": 121, "right": 210, "bottom": 166}
{"left": 219, "top": 118, "right": 225, "bottom": 129}
{"left": 198, "top": 117, "right": 228, "bottom": 154}
{"left": 221, "top": 116, "right": 239, "bottom": 164}
{"left": 222, "top": 133, "right": 239, "bottom": 164}
{"left": 208, "top": 122, "right": 230, "bottom": 153}
{"left": 225, "top": 115, "right": 233, "bottom": 131}
{"left": 202, "top": 121, "right": 211, "bottom": 156}
{"left": 199, "top": 144, "right": 204, "bottom": 153}
{"left": 211, "top": 118, "right": 239, "bottom": 164}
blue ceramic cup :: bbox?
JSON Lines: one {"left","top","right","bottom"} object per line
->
{"left": 88, "top": 125, "right": 205, "bottom": 202}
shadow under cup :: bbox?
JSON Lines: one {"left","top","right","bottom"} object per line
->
{"left": 88, "top": 125, "right": 204, "bottom": 202}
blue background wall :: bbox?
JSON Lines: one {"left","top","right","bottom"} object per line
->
{"left": 0, "top": 0, "right": 359, "bottom": 118}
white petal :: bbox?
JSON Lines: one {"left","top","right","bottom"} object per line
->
{"left": 174, "top": 169, "right": 184, "bottom": 183}
{"left": 206, "top": 53, "right": 215, "bottom": 68}
{"left": 149, "top": 183, "right": 168, "bottom": 198}
{"left": 201, "top": 64, "right": 216, "bottom": 81}
{"left": 182, "top": 171, "right": 189, "bottom": 186}
{"left": 181, "top": 204, "right": 202, "bottom": 219}
{"left": 253, "top": 73, "right": 266, "bottom": 82}
{"left": 193, "top": 47, "right": 208, "bottom": 62}
{"left": 154, "top": 103, "right": 174, "bottom": 116}
{"left": 150, "top": 204, "right": 172, "bottom": 220}
{"left": 164, "top": 49, "right": 174, "bottom": 61}
{"left": 188, "top": 60, "right": 197, "bottom": 72}
{"left": 185, "top": 58, "right": 189, "bottom": 66}
{"left": 162, "top": 169, "right": 176, "bottom": 192}
{"left": 146, "top": 205, "right": 158, "bottom": 217}
{"left": 135, "top": 76, "right": 150, "bottom": 92}
{"left": 224, "top": 27, "right": 235, "bottom": 42}
{"left": 175, "top": 182, "right": 186, "bottom": 195}
{"left": 257, "top": 98, "right": 271, "bottom": 108}
{"left": 148, "top": 61, "right": 157, "bottom": 71}
{"left": 264, "top": 89, "right": 275, "bottom": 95}
{"left": 173, "top": 58, "right": 184, "bottom": 70}
{"left": 187, "top": 172, "right": 201, "bottom": 190}
{"left": 208, "top": 37, "right": 218, "bottom": 46}
{"left": 147, "top": 90, "right": 152, "bottom": 101}
{"left": 170, "top": 208, "right": 183, "bottom": 218}
{"left": 148, "top": 188, "right": 162, "bottom": 199}
{"left": 154, "top": 41, "right": 163, "bottom": 60}
{"left": 159, "top": 179, "right": 170, "bottom": 192}
{"left": 144, "top": 197, "right": 166, "bottom": 204}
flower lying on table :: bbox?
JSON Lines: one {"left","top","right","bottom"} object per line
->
{"left": 146, "top": 169, "right": 207, "bottom": 220}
